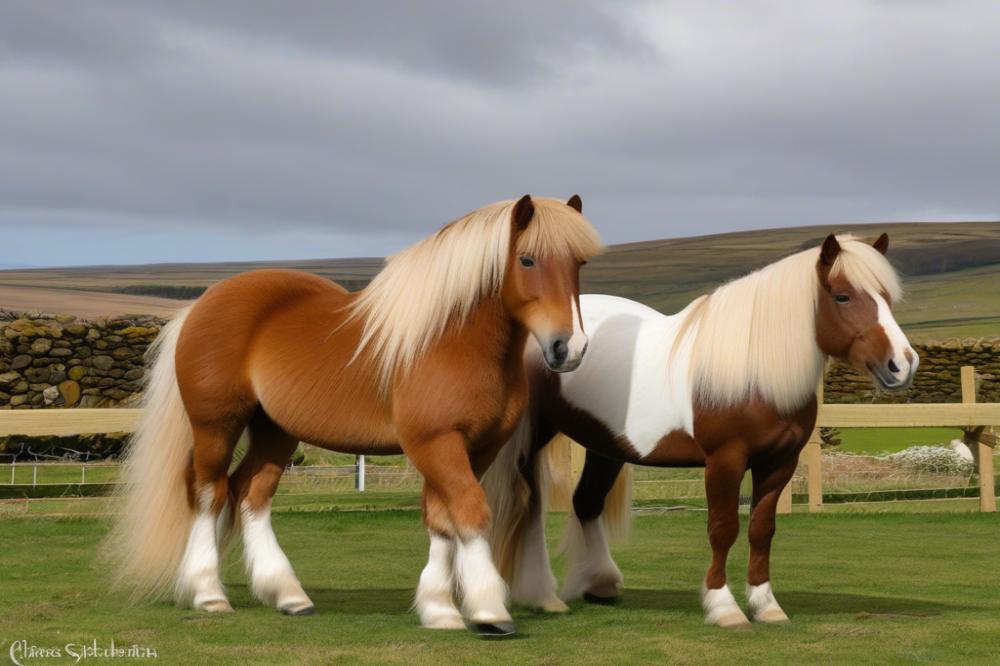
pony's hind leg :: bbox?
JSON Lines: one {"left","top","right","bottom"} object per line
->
{"left": 176, "top": 423, "right": 242, "bottom": 612}
{"left": 509, "top": 489, "right": 567, "bottom": 612}
{"left": 701, "top": 452, "right": 751, "bottom": 629}
{"left": 746, "top": 455, "right": 799, "bottom": 624}
{"left": 562, "top": 452, "right": 625, "bottom": 603}
{"left": 230, "top": 413, "right": 313, "bottom": 615}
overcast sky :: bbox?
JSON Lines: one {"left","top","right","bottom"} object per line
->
{"left": 2, "top": 1, "right": 999, "bottom": 267}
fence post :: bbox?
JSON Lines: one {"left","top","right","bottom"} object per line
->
{"left": 570, "top": 443, "right": 586, "bottom": 483}
{"left": 777, "top": 481, "right": 793, "bottom": 514}
{"left": 962, "top": 366, "right": 995, "bottom": 512}
{"left": 356, "top": 455, "right": 366, "bottom": 492}
{"left": 32, "top": 465, "right": 37, "bottom": 487}
{"left": 806, "top": 378, "right": 825, "bottom": 512}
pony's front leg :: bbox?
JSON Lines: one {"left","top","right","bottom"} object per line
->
{"left": 562, "top": 452, "right": 624, "bottom": 603}
{"left": 409, "top": 432, "right": 513, "bottom": 637}
{"left": 702, "top": 454, "right": 751, "bottom": 629}
{"left": 746, "top": 456, "right": 799, "bottom": 624}
{"left": 414, "top": 487, "right": 464, "bottom": 630}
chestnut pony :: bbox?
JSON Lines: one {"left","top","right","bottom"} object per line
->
{"left": 107, "top": 195, "right": 602, "bottom": 636}
{"left": 484, "top": 233, "right": 917, "bottom": 628}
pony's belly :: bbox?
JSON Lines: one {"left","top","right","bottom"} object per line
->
{"left": 301, "top": 439, "right": 404, "bottom": 456}
{"left": 641, "top": 429, "right": 706, "bottom": 467}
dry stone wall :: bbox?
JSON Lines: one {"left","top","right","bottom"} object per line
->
{"left": 0, "top": 312, "right": 164, "bottom": 410}
{"left": 0, "top": 313, "right": 997, "bottom": 409}
{"left": 826, "top": 337, "right": 999, "bottom": 403}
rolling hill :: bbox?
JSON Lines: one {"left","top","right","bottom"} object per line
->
{"left": 1, "top": 221, "right": 998, "bottom": 340}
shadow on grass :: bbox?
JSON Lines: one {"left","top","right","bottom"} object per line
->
{"left": 615, "top": 588, "right": 957, "bottom": 617}
{"left": 221, "top": 585, "right": 960, "bottom": 624}
{"left": 226, "top": 584, "right": 414, "bottom": 615}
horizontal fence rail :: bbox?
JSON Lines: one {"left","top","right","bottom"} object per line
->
{"left": 0, "top": 408, "right": 142, "bottom": 437}
{"left": 816, "top": 403, "right": 1000, "bottom": 428}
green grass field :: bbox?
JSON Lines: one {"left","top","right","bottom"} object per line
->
{"left": 2, "top": 503, "right": 999, "bottom": 665}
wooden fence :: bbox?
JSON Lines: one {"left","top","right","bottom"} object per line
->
{"left": 0, "top": 365, "right": 997, "bottom": 512}
{"left": 776, "top": 365, "right": 999, "bottom": 513}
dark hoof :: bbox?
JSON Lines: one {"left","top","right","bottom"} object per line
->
{"left": 280, "top": 605, "right": 315, "bottom": 616}
{"left": 583, "top": 593, "right": 619, "bottom": 606}
{"left": 469, "top": 621, "right": 516, "bottom": 638}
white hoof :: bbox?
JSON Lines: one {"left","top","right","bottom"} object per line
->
{"left": 702, "top": 585, "right": 750, "bottom": 629}
{"left": 747, "top": 582, "right": 789, "bottom": 624}
{"left": 562, "top": 567, "right": 624, "bottom": 601}
{"left": 420, "top": 606, "right": 466, "bottom": 630}
{"left": 467, "top": 607, "right": 513, "bottom": 625}
{"left": 195, "top": 596, "right": 234, "bottom": 613}
{"left": 540, "top": 597, "right": 570, "bottom": 613}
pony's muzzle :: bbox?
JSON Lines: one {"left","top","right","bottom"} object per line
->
{"left": 871, "top": 348, "right": 918, "bottom": 391}
{"left": 541, "top": 334, "right": 587, "bottom": 373}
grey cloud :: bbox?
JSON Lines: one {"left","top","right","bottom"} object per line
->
{"left": 0, "top": 1, "right": 998, "bottom": 266}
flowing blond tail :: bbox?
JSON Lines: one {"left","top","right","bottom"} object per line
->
{"left": 103, "top": 307, "right": 195, "bottom": 600}
{"left": 540, "top": 434, "right": 574, "bottom": 514}
{"left": 602, "top": 462, "right": 633, "bottom": 542}
{"left": 482, "top": 414, "right": 539, "bottom": 581}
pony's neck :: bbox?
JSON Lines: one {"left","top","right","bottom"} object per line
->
{"left": 411, "top": 295, "right": 527, "bottom": 378}
{"left": 686, "top": 261, "right": 828, "bottom": 415}
{"left": 462, "top": 296, "right": 528, "bottom": 368}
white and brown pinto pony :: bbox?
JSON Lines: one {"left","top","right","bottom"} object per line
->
{"left": 106, "top": 195, "right": 602, "bottom": 637}
{"left": 484, "top": 233, "right": 917, "bottom": 628}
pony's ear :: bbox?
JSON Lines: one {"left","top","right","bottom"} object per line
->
{"left": 820, "top": 234, "right": 841, "bottom": 266}
{"left": 512, "top": 194, "right": 534, "bottom": 231}
{"left": 566, "top": 194, "right": 583, "bottom": 213}
{"left": 873, "top": 232, "right": 889, "bottom": 255}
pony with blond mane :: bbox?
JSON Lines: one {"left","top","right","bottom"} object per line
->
{"left": 484, "top": 233, "right": 917, "bottom": 628}
{"left": 106, "top": 195, "right": 602, "bottom": 637}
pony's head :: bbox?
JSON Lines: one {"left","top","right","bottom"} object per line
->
{"left": 501, "top": 194, "right": 599, "bottom": 372}
{"left": 350, "top": 194, "right": 603, "bottom": 390}
{"left": 814, "top": 233, "right": 918, "bottom": 390}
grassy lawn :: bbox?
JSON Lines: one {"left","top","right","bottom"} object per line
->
{"left": 836, "top": 427, "right": 963, "bottom": 454}
{"left": 2, "top": 505, "right": 999, "bottom": 664}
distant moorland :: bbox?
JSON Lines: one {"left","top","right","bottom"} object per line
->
{"left": 2, "top": 221, "right": 998, "bottom": 340}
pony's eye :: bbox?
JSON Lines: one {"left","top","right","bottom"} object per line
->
{"left": 834, "top": 294, "right": 851, "bottom": 304}
{"left": 519, "top": 256, "right": 535, "bottom": 268}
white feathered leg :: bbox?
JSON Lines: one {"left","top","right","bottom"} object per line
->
{"left": 509, "top": 500, "right": 567, "bottom": 612}
{"left": 561, "top": 513, "right": 623, "bottom": 601}
{"left": 241, "top": 500, "right": 313, "bottom": 615}
{"left": 747, "top": 581, "right": 789, "bottom": 623}
{"left": 702, "top": 584, "right": 751, "bottom": 628}
{"left": 414, "top": 532, "right": 464, "bottom": 629}
{"left": 175, "top": 489, "right": 231, "bottom": 612}
{"left": 455, "top": 535, "right": 512, "bottom": 627}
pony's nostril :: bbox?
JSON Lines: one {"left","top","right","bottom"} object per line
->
{"left": 551, "top": 339, "right": 568, "bottom": 362}
{"left": 888, "top": 359, "right": 900, "bottom": 373}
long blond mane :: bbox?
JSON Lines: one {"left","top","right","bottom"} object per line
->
{"left": 350, "top": 198, "right": 603, "bottom": 390}
{"left": 684, "top": 235, "right": 902, "bottom": 414}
